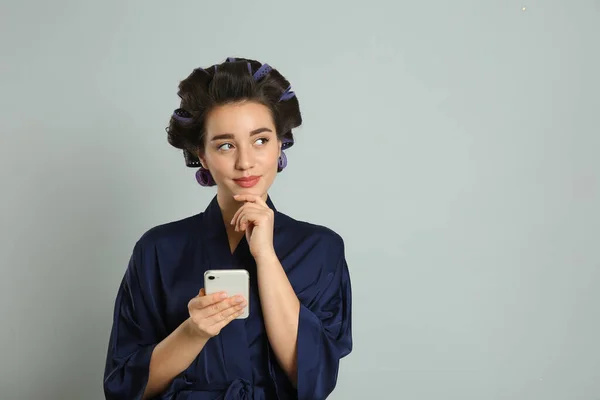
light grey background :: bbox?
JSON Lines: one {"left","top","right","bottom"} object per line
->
{"left": 1, "top": 0, "right": 599, "bottom": 399}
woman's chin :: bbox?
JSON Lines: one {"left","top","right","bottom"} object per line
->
{"left": 222, "top": 185, "right": 261, "bottom": 198}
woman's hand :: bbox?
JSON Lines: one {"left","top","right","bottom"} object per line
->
{"left": 230, "top": 194, "right": 276, "bottom": 261}
{"left": 231, "top": 194, "right": 275, "bottom": 260}
{"left": 186, "top": 288, "right": 247, "bottom": 340}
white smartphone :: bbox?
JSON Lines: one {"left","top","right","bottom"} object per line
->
{"left": 203, "top": 269, "right": 250, "bottom": 319}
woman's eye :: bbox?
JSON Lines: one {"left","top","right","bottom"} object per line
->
{"left": 255, "top": 138, "right": 269, "bottom": 145}
{"left": 218, "top": 143, "right": 233, "bottom": 150}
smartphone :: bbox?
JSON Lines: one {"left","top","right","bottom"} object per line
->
{"left": 203, "top": 269, "right": 250, "bottom": 319}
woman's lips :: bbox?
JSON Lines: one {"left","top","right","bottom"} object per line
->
{"left": 233, "top": 176, "right": 260, "bottom": 188}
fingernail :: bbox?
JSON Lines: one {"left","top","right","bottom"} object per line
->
{"left": 235, "top": 296, "right": 243, "bottom": 303}
{"left": 220, "top": 292, "right": 228, "bottom": 299}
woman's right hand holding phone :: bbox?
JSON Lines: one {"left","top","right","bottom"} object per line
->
{"left": 186, "top": 288, "right": 247, "bottom": 340}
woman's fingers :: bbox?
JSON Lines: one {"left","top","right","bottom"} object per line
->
{"left": 189, "top": 293, "right": 246, "bottom": 316}
{"left": 187, "top": 290, "right": 248, "bottom": 338}
{"left": 233, "top": 194, "right": 268, "bottom": 208}
{"left": 206, "top": 295, "right": 245, "bottom": 317}
{"left": 214, "top": 308, "right": 246, "bottom": 330}
{"left": 207, "top": 297, "right": 247, "bottom": 326}
{"left": 236, "top": 211, "right": 264, "bottom": 232}
{"left": 230, "top": 203, "right": 248, "bottom": 226}
{"left": 231, "top": 202, "right": 263, "bottom": 227}
{"left": 188, "top": 291, "right": 227, "bottom": 311}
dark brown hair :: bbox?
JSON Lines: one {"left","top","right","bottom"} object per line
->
{"left": 166, "top": 57, "right": 302, "bottom": 167}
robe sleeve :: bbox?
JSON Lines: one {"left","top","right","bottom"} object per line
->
{"left": 103, "top": 241, "right": 166, "bottom": 400}
{"left": 295, "top": 238, "right": 353, "bottom": 400}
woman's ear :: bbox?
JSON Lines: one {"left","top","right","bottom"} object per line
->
{"left": 197, "top": 150, "right": 207, "bottom": 169}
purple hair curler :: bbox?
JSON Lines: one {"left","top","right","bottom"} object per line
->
{"left": 172, "top": 108, "right": 193, "bottom": 124}
{"left": 253, "top": 63, "right": 272, "bottom": 81}
{"left": 195, "top": 167, "right": 216, "bottom": 187}
{"left": 279, "top": 85, "right": 296, "bottom": 102}
{"left": 277, "top": 151, "right": 288, "bottom": 172}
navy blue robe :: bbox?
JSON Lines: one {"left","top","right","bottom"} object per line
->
{"left": 103, "top": 195, "right": 353, "bottom": 400}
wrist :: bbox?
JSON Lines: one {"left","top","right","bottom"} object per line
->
{"left": 183, "top": 318, "right": 210, "bottom": 343}
{"left": 254, "top": 250, "right": 279, "bottom": 266}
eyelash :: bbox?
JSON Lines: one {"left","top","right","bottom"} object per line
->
{"left": 217, "top": 137, "right": 270, "bottom": 151}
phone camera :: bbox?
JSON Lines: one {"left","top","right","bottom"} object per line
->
{"left": 208, "top": 276, "right": 215, "bottom": 280}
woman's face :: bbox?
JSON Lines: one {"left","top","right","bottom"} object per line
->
{"left": 200, "top": 101, "right": 281, "bottom": 200}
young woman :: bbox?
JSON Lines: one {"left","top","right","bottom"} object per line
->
{"left": 103, "top": 57, "right": 352, "bottom": 400}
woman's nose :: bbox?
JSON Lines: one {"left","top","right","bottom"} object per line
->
{"left": 235, "top": 148, "right": 255, "bottom": 170}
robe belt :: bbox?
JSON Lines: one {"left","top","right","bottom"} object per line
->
{"left": 168, "top": 377, "right": 268, "bottom": 399}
